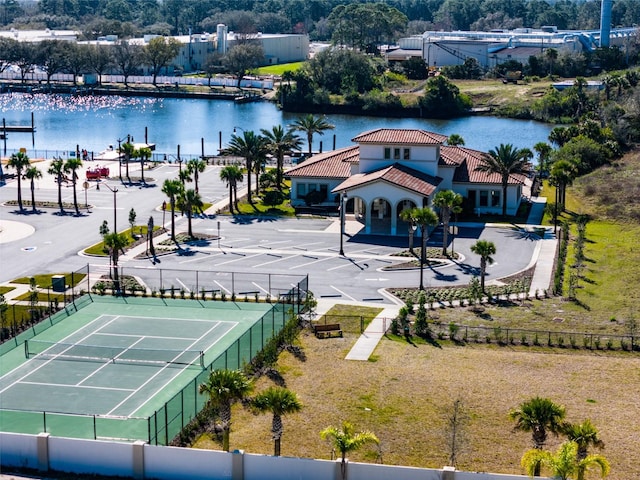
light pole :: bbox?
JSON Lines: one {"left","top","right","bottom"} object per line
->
{"left": 339, "top": 191, "right": 347, "bottom": 256}
{"left": 102, "top": 182, "right": 118, "bottom": 233}
{"left": 419, "top": 224, "right": 427, "bottom": 291}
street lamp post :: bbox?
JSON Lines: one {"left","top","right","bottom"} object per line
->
{"left": 339, "top": 191, "right": 347, "bottom": 256}
{"left": 102, "top": 182, "right": 118, "bottom": 233}
{"left": 419, "top": 225, "right": 427, "bottom": 291}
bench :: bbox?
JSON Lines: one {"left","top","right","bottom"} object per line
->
{"left": 312, "top": 323, "right": 343, "bottom": 339}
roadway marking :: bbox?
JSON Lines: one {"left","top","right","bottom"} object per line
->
{"left": 175, "top": 278, "right": 190, "bottom": 292}
{"left": 327, "top": 258, "right": 370, "bottom": 271}
{"left": 330, "top": 285, "right": 356, "bottom": 301}
{"left": 215, "top": 252, "right": 262, "bottom": 266}
{"left": 253, "top": 254, "right": 299, "bottom": 268}
{"left": 289, "top": 256, "right": 333, "bottom": 270}
{"left": 214, "top": 280, "right": 231, "bottom": 294}
{"left": 179, "top": 252, "right": 225, "bottom": 264}
{"left": 252, "top": 282, "right": 270, "bottom": 295}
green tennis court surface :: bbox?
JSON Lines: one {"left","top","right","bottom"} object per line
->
{"left": 0, "top": 295, "right": 294, "bottom": 443}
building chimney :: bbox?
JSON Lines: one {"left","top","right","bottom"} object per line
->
{"left": 600, "top": 0, "right": 612, "bottom": 47}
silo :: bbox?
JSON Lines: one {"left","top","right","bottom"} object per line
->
{"left": 217, "top": 24, "right": 228, "bottom": 54}
{"left": 600, "top": 0, "right": 612, "bottom": 47}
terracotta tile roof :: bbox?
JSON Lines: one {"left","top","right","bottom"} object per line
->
{"left": 284, "top": 146, "right": 358, "bottom": 179}
{"left": 452, "top": 149, "right": 527, "bottom": 185}
{"left": 439, "top": 145, "right": 485, "bottom": 166}
{"left": 352, "top": 128, "right": 448, "bottom": 145}
{"left": 333, "top": 163, "right": 442, "bottom": 196}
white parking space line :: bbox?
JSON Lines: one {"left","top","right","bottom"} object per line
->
{"left": 252, "top": 282, "right": 270, "bottom": 295}
{"left": 215, "top": 252, "right": 262, "bottom": 266}
{"left": 259, "top": 239, "right": 293, "bottom": 246}
{"left": 253, "top": 254, "right": 299, "bottom": 268}
{"left": 175, "top": 278, "right": 190, "bottom": 292}
{"left": 289, "top": 256, "right": 333, "bottom": 270}
{"left": 214, "top": 280, "right": 231, "bottom": 294}
{"left": 330, "top": 285, "right": 357, "bottom": 301}
{"left": 179, "top": 252, "right": 225, "bottom": 264}
{"left": 327, "top": 258, "right": 370, "bottom": 271}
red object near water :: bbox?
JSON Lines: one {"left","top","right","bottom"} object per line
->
{"left": 86, "top": 166, "right": 109, "bottom": 179}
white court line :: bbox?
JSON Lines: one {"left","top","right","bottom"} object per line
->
{"left": 94, "top": 332, "right": 199, "bottom": 341}
{"left": 288, "top": 256, "right": 333, "bottom": 270}
{"left": 77, "top": 336, "right": 147, "bottom": 387}
{"left": 0, "top": 314, "right": 122, "bottom": 394}
{"left": 330, "top": 285, "right": 357, "bottom": 302}
{"left": 20, "top": 381, "right": 135, "bottom": 392}
{"left": 128, "top": 321, "right": 238, "bottom": 417}
{"left": 215, "top": 252, "right": 262, "bottom": 266}
{"left": 254, "top": 254, "right": 300, "bottom": 268}
{"left": 327, "top": 258, "right": 369, "bottom": 271}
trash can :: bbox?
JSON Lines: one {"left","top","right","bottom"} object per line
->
{"left": 51, "top": 275, "right": 66, "bottom": 292}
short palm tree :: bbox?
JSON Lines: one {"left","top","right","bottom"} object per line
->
{"left": 470, "top": 239, "right": 497, "bottom": 293}
{"left": 408, "top": 207, "right": 439, "bottom": 290}
{"left": 251, "top": 386, "right": 303, "bottom": 456}
{"left": 161, "top": 179, "right": 183, "bottom": 241}
{"left": 533, "top": 141, "right": 553, "bottom": 184}
{"left": 64, "top": 157, "right": 83, "bottom": 215}
{"left": 521, "top": 441, "right": 610, "bottom": 480}
{"left": 399, "top": 207, "right": 417, "bottom": 254}
{"left": 550, "top": 158, "right": 578, "bottom": 208}
{"left": 320, "top": 421, "right": 379, "bottom": 480}
{"left": 220, "top": 165, "right": 243, "bottom": 214}
{"left": 261, "top": 125, "right": 303, "bottom": 192}
{"left": 8, "top": 151, "right": 31, "bottom": 211}
{"left": 292, "top": 113, "right": 335, "bottom": 156}
{"left": 177, "top": 188, "right": 203, "bottom": 238}
{"left": 25, "top": 166, "right": 42, "bottom": 212}
{"left": 510, "top": 396, "right": 566, "bottom": 476}
{"left": 47, "top": 158, "right": 67, "bottom": 213}
{"left": 199, "top": 369, "right": 253, "bottom": 452}
{"left": 447, "top": 133, "right": 465, "bottom": 146}
{"left": 119, "top": 141, "right": 136, "bottom": 181}
{"left": 433, "top": 190, "right": 463, "bottom": 255}
{"left": 564, "top": 419, "right": 605, "bottom": 461}
{"left": 186, "top": 158, "right": 206, "bottom": 193}
{"left": 222, "top": 130, "right": 265, "bottom": 204}
{"left": 103, "top": 232, "right": 128, "bottom": 294}
{"left": 475, "top": 143, "right": 531, "bottom": 216}
{"left": 138, "top": 146, "right": 152, "bottom": 184}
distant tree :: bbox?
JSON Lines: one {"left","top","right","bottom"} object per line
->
{"left": 25, "top": 166, "right": 42, "bottom": 212}
{"left": 12, "top": 42, "right": 36, "bottom": 83}
{"left": 470, "top": 239, "right": 496, "bottom": 293}
{"left": 47, "top": 158, "right": 67, "bottom": 214}
{"left": 113, "top": 41, "right": 143, "bottom": 88}
{"left": 161, "top": 179, "right": 183, "bottom": 241}
{"left": 37, "top": 40, "right": 68, "bottom": 85}
{"left": 87, "top": 44, "right": 114, "bottom": 86}
{"left": 221, "top": 130, "right": 266, "bottom": 204}
{"left": 292, "top": 114, "right": 335, "bottom": 157}
{"left": 223, "top": 43, "right": 265, "bottom": 88}
{"left": 144, "top": 36, "right": 181, "bottom": 85}
{"left": 8, "top": 151, "right": 31, "bottom": 211}
{"left": 251, "top": 386, "right": 303, "bottom": 457}
{"left": 533, "top": 141, "right": 553, "bottom": 183}
{"left": 99, "top": 220, "right": 110, "bottom": 243}
{"left": 260, "top": 125, "right": 302, "bottom": 191}
{"left": 66, "top": 43, "right": 91, "bottom": 86}
{"left": 220, "top": 165, "right": 243, "bottom": 214}
{"left": 447, "top": 134, "right": 465, "bottom": 146}
{"left": 433, "top": 190, "right": 463, "bottom": 255}
{"left": 402, "top": 56, "right": 428, "bottom": 80}
{"left": 64, "top": 157, "right": 83, "bottom": 215}
{"left": 419, "top": 75, "right": 472, "bottom": 118}
{"left": 305, "top": 48, "right": 376, "bottom": 95}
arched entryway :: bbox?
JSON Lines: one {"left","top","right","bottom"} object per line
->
{"left": 396, "top": 199, "right": 417, "bottom": 238}
{"left": 369, "top": 198, "right": 392, "bottom": 234}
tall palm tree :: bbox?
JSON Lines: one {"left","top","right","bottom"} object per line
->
{"left": 138, "top": 146, "right": 152, "bottom": 184}
{"left": 521, "top": 441, "right": 610, "bottom": 480}
{"left": 47, "top": 158, "right": 67, "bottom": 214}
{"left": 470, "top": 239, "right": 497, "bottom": 293}
{"left": 510, "top": 396, "right": 566, "bottom": 476}
{"left": 178, "top": 168, "right": 192, "bottom": 186}
{"left": 550, "top": 158, "right": 578, "bottom": 208}
{"left": 292, "top": 113, "right": 335, "bottom": 156}
{"left": 186, "top": 158, "right": 206, "bottom": 193}
{"left": 119, "top": 141, "right": 136, "bottom": 181}
{"left": 433, "top": 190, "right": 463, "bottom": 255}
{"left": 8, "top": 151, "right": 30, "bottom": 211}
{"left": 24, "top": 166, "right": 42, "bottom": 212}
{"left": 162, "top": 179, "right": 183, "bottom": 241}
{"left": 103, "top": 232, "right": 128, "bottom": 294}
{"left": 475, "top": 143, "right": 531, "bottom": 216}
{"left": 564, "top": 419, "right": 605, "bottom": 461}
{"left": 251, "top": 386, "right": 303, "bottom": 456}
{"left": 220, "top": 165, "right": 243, "bottom": 214}
{"left": 177, "top": 188, "right": 203, "bottom": 238}
{"left": 222, "top": 130, "right": 265, "bottom": 204}
{"left": 320, "top": 421, "right": 379, "bottom": 480}
{"left": 198, "top": 369, "right": 254, "bottom": 452}
{"left": 399, "top": 207, "right": 417, "bottom": 254}
{"left": 409, "top": 207, "right": 439, "bottom": 290}
{"left": 533, "top": 142, "right": 553, "bottom": 185}
{"left": 261, "top": 125, "right": 303, "bottom": 192}
{"left": 64, "top": 157, "right": 83, "bottom": 215}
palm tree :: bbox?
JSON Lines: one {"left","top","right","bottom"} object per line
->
{"left": 292, "top": 113, "right": 335, "bottom": 156}
{"left": 510, "top": 396, "right": 566, "bottom": 476}
{"left": 8, "top": 151, "right": 30, "bottom": 211}
{"left": 261, "top": 125, "right": 303, "bottom": 192}
{"left": 545, "top": 48, "right": 558, "bottom": 76}
{"left": 320, "top": 421, "right": 379, "bottom": 480}
{"left": 447, "top": 133, "right": 465, "bottom": 146}
{"left": 410, "top": 207, "right": 439, "bottom": 290}
{"left": 220, "top": 165, "right": 243, "bottom": 214}
{"left": 178, "top": 188, "right": 203, "bottom": 238}
{"left": 533, "top": 142, "right": 553, "bottom": 185}
{"left": 162, "top": 179, "right": 183, "bottom": 241}
{"left": 521, "top": 441, "right": 610, "bottom": 480}
{"left": 119, "top": 141, "right": 136, "bottom": 181}
{"left": 198, "top": 369, "right": 254, "bottom": 452}
{"left": 178, "top": 167, "right": 192, "bottom": 186}
{"left": 470, "top": 239, "right": 496, "bottom": 294}
{"left": 103, "top": 232, "right": 128, "bottom": 294}
{"left": 64, "top": 157, "right": 83, "bottom": 215}
{"left": 48, "top": 158, "right": 67, "bottom": 213}
{"left": 222, "top": 130, "right": 265, "bottom": 205}
{"left": 564, "top": 419, "right": 605, "bottom": 461}
{"left": 399, "top": 207, "right": 417, "bottom": 254}
{"left": 550, "top": 158, "right": 578, "bottom": 208}
{"left": 186, "top": 158, "right": 206, "bottom": 193}
{"left": 475, "top": 143, "right": 531, "bottom": 216}
{"left": 138, "top": 146, "right": 152, "bottom": 184}
{"left": 251, "top": 386, "right": 303, "bottom": 456}
{"left": 24, "top": 166, "right": 42, "bottom": 212}
{"left": 433, "top": 190, "right": 463, "bottom": 255}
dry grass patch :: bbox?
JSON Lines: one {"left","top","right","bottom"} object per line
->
{"left": 196, "top": 331, "right": 639, "bottom": 480}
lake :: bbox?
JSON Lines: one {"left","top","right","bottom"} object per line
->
{"left": 0, "top": 93, "right": 554, "bottom": 157}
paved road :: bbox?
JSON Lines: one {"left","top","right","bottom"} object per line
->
{"left": 0, "top": 159, "right": 540, "bottom": 303}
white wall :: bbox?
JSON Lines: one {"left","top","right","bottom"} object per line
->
{"left": 0, "top": 432, "right": 40, "bottom": 470}
{"left": 48, "top": 437, "right": 134, "bottom": 477}
{"left": 358, "top": 144, "right": 440, "bottom": 177}
{"left": 244, "top": 453, "right": 335, "bottom": 480}
{"left": 144, "top": 444, "right": 232, "bottom": 480}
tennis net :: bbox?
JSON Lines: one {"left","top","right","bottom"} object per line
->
{"left": 24, "top": 339, "right": 205, "bottom": 368}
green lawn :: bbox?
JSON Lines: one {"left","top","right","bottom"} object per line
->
{"left": 11, "top": 273, "right": 86, "bottom": 288}
{"left": 257, "top": 62, "right": 303, "bottom": 76}
{"left": 84, "top": 225, "right": 159, "bottom": 256}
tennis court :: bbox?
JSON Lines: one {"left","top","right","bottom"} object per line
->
{"left": 0, "top": 294, "right": 298, "bottom": 443}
